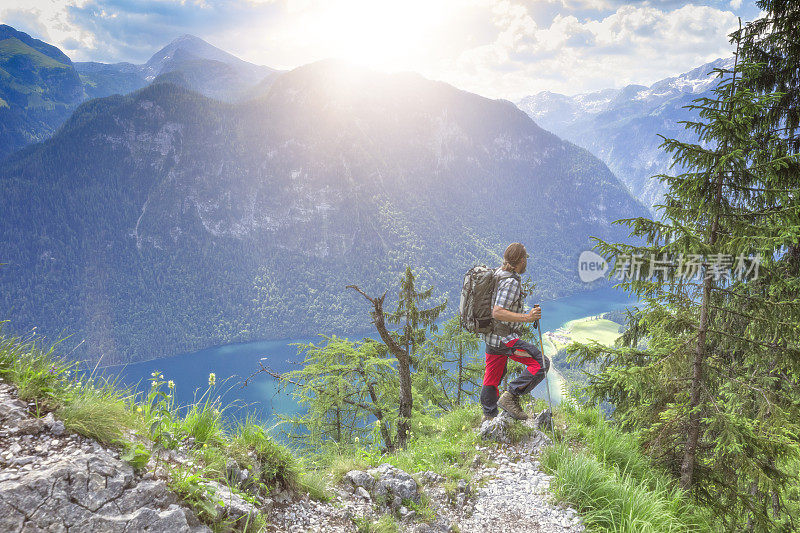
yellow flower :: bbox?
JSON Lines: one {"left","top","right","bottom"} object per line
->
{"left": 208, "top": 373, "right": 216, "bottom": 387}
{"left": 137, "top": 407, "right": 142, "bottom": 413}
{"left": 354, "top": 437, "right": 360, "bottom": 443}
{"left": 168, "top": 380, "right": 175, "bottom": 390}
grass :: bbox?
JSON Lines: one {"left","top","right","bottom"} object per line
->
{"left": 0, "top": 326, "right": 304, "bottom": 531}
{"left": 354, "top": 513, "right": 399, "bottom": 533}
{"left": 0, "top": 322, "right": 722, "bottom": 532}
{"left": 542, "top": 401, "right": 716, "bottom": 532}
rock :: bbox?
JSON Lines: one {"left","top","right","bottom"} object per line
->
{"left": 226, "top": 458, "right": 249, "bottom": 487}
{"left": 356, "top": 487, "right": 371, "bottom": 500}
{"left": 533, "top": 409, "right": 553, "bottom": 432}
{"left": 203, "top": 479, "right": 260, "bottom": 526}
{"left": 471, "top": 454, "right": 482, "bottom": 468}
{"left": 15, "top": 418, "right": 44, "bottom": 435}
{"left": 478, "top": 411, "right": 513, "bottom": 443}
{"left": 367, "top": 463, "right": 420, "bottom": 503}
{"left": 344, "top": 469, "right": 375, "bottom": 491}
{"left": 0, "top": 453, "right": 209, "bottom": 532}
{"left": 418, "top": 470, "right": 444, "bottom": 484}
{"left": 0, "top": 381, "right": 210, "bottom": 533}
{"left": 400, "top": 506, "right": 416, "bottom": 521}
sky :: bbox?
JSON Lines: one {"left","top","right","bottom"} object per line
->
{"left": 0, "top": 0, "right": 762, "bottom": 100}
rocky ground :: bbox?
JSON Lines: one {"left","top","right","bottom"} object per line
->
{"left": 0, "top": 375, "right": 584, "bottom": 532}
{"left": 0, "top": 378, "right": 209, "bottom": 532}
{"left": 268, "top": 411, "right": 585, "bottom": 533}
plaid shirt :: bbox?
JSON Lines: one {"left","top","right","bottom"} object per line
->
{"left": 483, "top": 268, "right": 524, "bottom": 348}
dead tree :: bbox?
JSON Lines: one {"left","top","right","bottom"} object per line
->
{"left": 347, "top": 284, "right": 413, "bottom": 449}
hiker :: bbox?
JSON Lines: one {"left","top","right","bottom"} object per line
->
{"left": 480, "top": 242, "right": 550, "bottom": 422}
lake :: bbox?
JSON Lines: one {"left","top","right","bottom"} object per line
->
{"left": 97, "top": 285, "right": 638, "bottom": 430}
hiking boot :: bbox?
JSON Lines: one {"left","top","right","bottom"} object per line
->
{"left": 498, "top": 391, "right": 528, "bottom": 420}
{"left": 481, "top": 413, "right": 496, "bottom": 424}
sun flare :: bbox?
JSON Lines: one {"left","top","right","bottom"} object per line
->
{"left": 290, "top": 0, "right": 449, "bottom": 71}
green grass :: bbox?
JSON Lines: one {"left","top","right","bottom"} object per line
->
{"left": 0, "top": 327, "right": 303, "bottom": 531}
{"left": 0, "top": 38, "right": 70, "bottom": 70}
{"left": 542, "top": 402, "right": 716, "bottom": 532}
{"left": 354, "top": 513, "right": 399, "bottom": 533}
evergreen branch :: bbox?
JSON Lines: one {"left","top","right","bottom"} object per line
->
{"left": 242, "top": 361, "right": 382, "bottom": 415}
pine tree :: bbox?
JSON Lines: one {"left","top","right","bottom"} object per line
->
{"left": 271, "top": 335, "right": 399, "bottom": 451}
{"left": 568, "top": 19, "right": 800, "bottom": 530}
{"left": 419, "top": 316, "right": 483, "bottom": 407}
{"left": 387, "top": 266, "right": 448, "bottom": 366}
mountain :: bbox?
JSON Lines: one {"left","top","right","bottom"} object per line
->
{"left": 77, "top": 34, "right": 282, "bottom": 103}
{"left": 139, "top": 34, "right": 281, "bottom": 101}
{"left": 0, "top": 59, "right": 648, "bottom": 365}
{"left": 0, "top": 25, "right": 85, "bottom": 160}
{"left": 517, "top": 57, "right": 735, "bottom": 212}
{"left": 0, "top": 26, "right": 283, "bottom": 160}
{"left": 75, "top": 61, "right": 147, "bottom": 99}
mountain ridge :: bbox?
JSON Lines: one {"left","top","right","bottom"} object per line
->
{"left": 516, "top": 56, "right": 736, "bottom": 211}
{"left": 0, "top": 59, "right": 648, "bottom": 365}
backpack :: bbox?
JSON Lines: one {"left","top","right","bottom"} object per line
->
{"left": 458, "top": 265, "right": 519, "bottom": 335}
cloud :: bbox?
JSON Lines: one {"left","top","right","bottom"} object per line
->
{"left": 0, "top": 7, "right": 52, "bottom": 41}
{"left": 0, "top": 0, "right": 759, "bottom": 99}
{"left": 445, "top": 2, "right": 742, "bottom": 99}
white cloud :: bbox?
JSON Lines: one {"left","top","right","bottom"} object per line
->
{"left": 444, "top": 1, "right": 741, "bottom": 99}
{"left": 0, "top": 0, "right": 750, "bottom": 99}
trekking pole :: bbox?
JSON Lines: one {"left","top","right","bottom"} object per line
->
{"left": 533, "top": 304, "right": 553, "bottom": 424}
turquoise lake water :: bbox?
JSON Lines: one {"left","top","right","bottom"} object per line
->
{"left": 97, "top": 285, "right": 638, "bottom": 430}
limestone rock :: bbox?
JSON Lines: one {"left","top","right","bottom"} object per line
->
{"left": 0, "top": 451, "right": 208, "bottom": 532}
{"left": 367, "top": 463, "right": 419, "bottom": 503}
{"left": 202, "top": 479, "right": 261, "bottom": 526}
{"left": 533, "top": 408, "right": 553, "bottom": 432}
{"left": 478, "top": 410, "right": 513, "bottom": 443}
{"left": 344, "top": 469, "right": 375, "bottom": 492}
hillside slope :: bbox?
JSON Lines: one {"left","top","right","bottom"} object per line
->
{"left": 0, "top": 59, "right": 648, "bottom": 365}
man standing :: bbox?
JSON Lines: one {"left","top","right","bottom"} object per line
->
{"left": 481, "top": 242, "right": 550, "bottom": 422}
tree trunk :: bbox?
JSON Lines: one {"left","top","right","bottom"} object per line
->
{"left": 364, "top": 378, "right": 394, "bottom": 452}
{"left": 457, "top": 339, "right": 463, "bottom": 406}
{"left": 681, "top": 272, "right": 710, "bottom": 490}
{"left": 680, "top": 30, "right": 741, "bottom": 491}
{"left": 348, "top": 285, "right": 414, "bottom": 448}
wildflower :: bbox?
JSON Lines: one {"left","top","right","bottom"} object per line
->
{"left": 354, "top": 437, "right": 360, "bottom": 443}
{"left": 168, "top": 380, "right": 175, "bottom": 390}
{"left": 137, "top": 407, "right": 142, "bottom": 413}
{"left": 151, "top": 370, "right": 159, "bottom": 377}
{"left": 208, "top": 373, "right": 216, "bottom": 387}
{"left": 151, "top": 380, "right": 158, "bottom": 387}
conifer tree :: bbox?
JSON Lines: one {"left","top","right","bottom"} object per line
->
{"left": 255, "top": 335, "right": 399, "bottom": 451}
{"left": 387, "top": 266, "right": 448, "bottom": 365}
{"left": 419, "top": 316, "right": 483, "bottom": 407}
{"left": 569, "top": 20, "right": 800, "bottom": 530}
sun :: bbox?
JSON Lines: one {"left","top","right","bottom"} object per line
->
{"left": 291, "top": 0, "right": 449, "bottom": 71}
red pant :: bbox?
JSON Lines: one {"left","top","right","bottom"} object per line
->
{"left": 483, "top": 351, "right": 542, "bottom": 387}
{"left": 481, "top": 338, "right": 547, "bottom": 415}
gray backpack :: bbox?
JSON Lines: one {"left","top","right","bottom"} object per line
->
{"left": 459, "top": 266, "right": 519, "bottom": 335}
